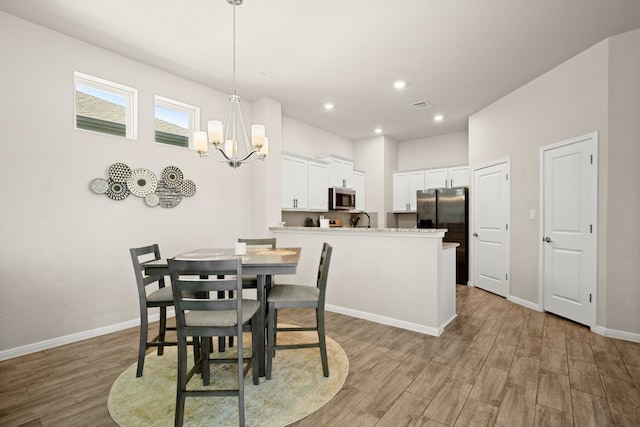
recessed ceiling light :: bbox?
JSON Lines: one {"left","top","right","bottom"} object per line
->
{"left": 434, "top": 114, "right": 444, "bottom": 122}
{"left": 393, "top": 80, "right": 406, "bottom": 89}
{"left": 324, "top": 103, "right": 334, "bottom": 110}
{"left": 374, "top": 128, "right": 382, "bottom": 134}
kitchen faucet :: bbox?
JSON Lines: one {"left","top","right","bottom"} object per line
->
{"left": 361, "top": 211, "right": 371, "bottom": 228}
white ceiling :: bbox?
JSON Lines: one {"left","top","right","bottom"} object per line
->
{"left": 3, "top": 0, "right": 640, "bottom": 142}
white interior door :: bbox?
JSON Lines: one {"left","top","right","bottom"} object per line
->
{"left": 541, "top": 133, "right": 597, "bottom": 327}
{"left": 472, "top": 160, "right": 510, "bottom": 296}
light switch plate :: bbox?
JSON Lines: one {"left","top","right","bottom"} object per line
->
{"left": 529, "top": 209, "right": 536, "bottom": 220}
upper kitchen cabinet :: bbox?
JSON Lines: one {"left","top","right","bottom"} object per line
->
{"left": 308, "top": 160, "right": 329, "bottom": 211}
{"left": 282, "top": 153, "right": 329, "bottom": 211}
{"left": 320, "top": 155, "right": 354, "bottom": 188}
{"left": 352, "top": 170, "right": 365, "bottom": 211}
{"left": 393, "top": 170, "right": 425, "bottom": 212}
{"left": 425, "top": 165, "right": 469, "bottom": 189}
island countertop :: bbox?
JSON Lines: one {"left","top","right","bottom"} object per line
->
{"left": 270, "top": 226, "right": 447, "bottom": 237}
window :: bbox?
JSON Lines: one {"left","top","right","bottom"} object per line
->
{"left": 74, "top": 72, "right": 137, "bottom": 139}
{"left": 154, "top": 96, "right": 200, "bottom": 149}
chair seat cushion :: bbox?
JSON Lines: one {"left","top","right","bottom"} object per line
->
{"left": 185, "top": 299, "right": 260, "bottom": 327}
{"left": 146, "top": 286, "right": 173, "bottom": 303}
{"left": 268, "top": 284, "right": 319, "bottom": 303}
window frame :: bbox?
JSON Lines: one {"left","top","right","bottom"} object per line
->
{"left": 74, "top": 71, "right": 138, "bottom": 140}
{"left": 154, "top": 95, "right": 200, "bottom": 149}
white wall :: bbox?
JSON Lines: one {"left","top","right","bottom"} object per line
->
{"left": 282, "top": 116, "right": 353, "bottom": 160}
{"left": 469, "top": 29, "right": 640, "bottom": 336}
{"left": 397, "top": 131, "right": 469, "bottom": 171}
{"left": 0, "top": 12, "right": 265, "bottom": 353}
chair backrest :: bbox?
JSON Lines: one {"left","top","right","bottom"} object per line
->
{"left": 130, "top": 244, "right": 165, "bottom": 301}
{"left": 238, "top": 237, "right": 276, "bottom": 248}
{"left": 316, "top": 243, "right": 333, "bottom": 307}
{"left": 168, "top": 258, "right": 244, "bottom": 336}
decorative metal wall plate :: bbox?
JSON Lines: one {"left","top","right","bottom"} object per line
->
{"left": 127, "top": 168, "right": 158, "bottom": 197}
{"left": 89, "top": 178, "right": 109, "bottom": 194}
{"left": 106, "top": 179, "right": 130, "bottom": 200}
{"left": 91, "top": 164, "right": 194, "bottom": 208}
{"left": 162, "top": 166, "right": 183, "bottom": 188}
{"left": 155, "top": 180, "right": 182, "bottom": 208}
{"left": 108, "top": 163, "right": 132, "bottom": 183}
{"left": 181, "top": 179, "right": 196, "bottom": 197}
{"left": 144, "top": 193, "right": 159, "bottom": 207}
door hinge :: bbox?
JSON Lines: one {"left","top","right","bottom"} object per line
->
{"left": 590, "top": 154, "right": 593, "bottom": 164}
{"left": 506, "top": 173, "right": 509, "bottom": 180}
{"left": 589, "top": 293, "right": 592, "bottom": 303}
{"left": 590, "top": 224, "right": 593, "bottom": 233}
{"left": 506, "top": 273, "right": 508, "bottom": 280}
{"left": 506, "top": 223, "right": 509, "bottom": 230}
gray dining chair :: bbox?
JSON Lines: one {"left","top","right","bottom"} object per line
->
{"left": 266, "top": 242, "right": 333, "bottom": 380}
{"left": 220, "top": 237, "right": 276, "bottom": 352}
{"left": 129, "top": 244, "right": 177, "bottom": 377}
{"left": 168, "top": 257, "right": 260, "bottom": 427}
{"left": 237, "top": 237, "right": 276, "bottom": 289}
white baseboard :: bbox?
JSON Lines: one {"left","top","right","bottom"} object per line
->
{"left": 325, "top": 304, "right": 447, "bottom": 337}
{"left": 0, "top": 310, "right": 175, "bottom": 361}
{"left": 594, "top": 325, "right": 640, "bottom": 343}
{"left": 508, "top": 295, "right": 541, "bottom": 311}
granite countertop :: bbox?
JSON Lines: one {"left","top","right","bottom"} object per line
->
{"left": 443, "top": 242, "right": 460, "bottom": 250}
{"left": 270, "top": 226, "right": 447, "bottom": 234}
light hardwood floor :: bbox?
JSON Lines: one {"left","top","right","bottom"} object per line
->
{"left": 1, "top": 285, "right": 639, "bottom": 426}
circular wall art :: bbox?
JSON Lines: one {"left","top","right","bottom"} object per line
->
{"left": 127, "top": 168, "right": 158, "bottom": 197}
{"left": 106, "top": 179, "right": 131, "bottom": 201}
{"left": 144, "top": 193, "right": 159, "bottom": 207}
{"left": 90, "top": 178, "right": 109, "bottom": 194}
{"left": 155, "top": 180, "right": 182, "bottom": 208}
{"left": 162, "top": 166, "right": 183, "bottom": 188}
{"left": 181, "top": 179, "right": 197, "bottom": 197}
{"left": 91, "top": 164, "right": 195, "bottom": 208}
{"left": 108, "top": 163, "right": 132, "bottom": 183}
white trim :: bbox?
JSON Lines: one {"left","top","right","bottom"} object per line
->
{"left": 539, "top": 132, "right": 598, "bottom": 329}
{"left": 0, "top": 310, "right": 175, "bottom": 361}
{"left": 508, "top": 295, "right": 541, "bottom": 311}
{"left": 594, "top": 325, "right": 640, "bottom": 343}
{"left": 325, "top": 304, "right": 454, "bottom": 337}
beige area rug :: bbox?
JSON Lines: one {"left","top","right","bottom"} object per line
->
{"left": 108, "top": 329, "right": 348, "bottom": 427}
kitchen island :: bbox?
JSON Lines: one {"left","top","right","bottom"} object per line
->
{"left": 270, "top": 226, "right": 457, "bottom": 336}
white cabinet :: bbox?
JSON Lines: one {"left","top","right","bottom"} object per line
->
{"left": 449, "top": 166, "right": 470, "bottom": 187}
{"left": 282, "top": 154, "right": 328, "bottom": 211}
{"left": 393, "top": 170, "right": 425, "bottom": 211}
{"left": 321, "top": 156, "right": 354, "bottom": 188}
{"left": 281, "top": 154, "right": 308, "bottom": 210}
{"left": 352, "top": 170, "right": 365, "bottom": 211}
{"left": 425, "top": 166, "right": 469, "bottom": 189}
{"left": 425, "top": 168, "right": 449, "bottom": 189}
{"left": 308, "top": 160, "right": 329, "bottom": 211}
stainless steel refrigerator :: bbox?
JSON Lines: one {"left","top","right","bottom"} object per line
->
{"left": 417, "top": 187, "right": 469, "bottom": 285}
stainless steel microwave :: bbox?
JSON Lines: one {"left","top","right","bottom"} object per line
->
{"left": 329, "top": 187, "right": 356, "bottom": 210}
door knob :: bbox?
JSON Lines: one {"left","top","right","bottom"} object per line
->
{"left": 473, "top": 233, "right": 478, "bottom": 237}
{"left": 543, "top": 236, "right": 552, "bottom": 243}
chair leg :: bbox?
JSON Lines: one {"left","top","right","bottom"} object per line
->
{"left": 266, "top": 304, "right": 276, "bottom": 380}
{"left": 175, "top": 336, "right": 188, "bottom": 427}
{"left": 317, "top": 308, "right": 329, "bottom": 377}
{"left": 252, "top": 319, "right": 259, "bottom": 386}
{"left": 237, "top": 328, "right": 245, "bottom": 426}
{"left": 158, "top": 306, "right": 167, "bottom": 356}
{"left": 136, "top": 309, "right": 148, "bottom": 377}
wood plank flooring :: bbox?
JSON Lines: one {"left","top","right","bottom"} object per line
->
{"left": 1, "top": 285, "right": 639, "bottom": 426}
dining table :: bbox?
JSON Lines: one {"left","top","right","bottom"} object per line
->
{"left": 143, "top": 246, "right": 302, "bottom": 377}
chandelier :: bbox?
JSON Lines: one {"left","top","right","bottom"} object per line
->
{"left": 193, "top": 0, "right": 267, "bottom": 168}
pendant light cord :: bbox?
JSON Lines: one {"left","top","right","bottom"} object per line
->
{"left": 232, "top": 4, "right": 237, "bottom": 88}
